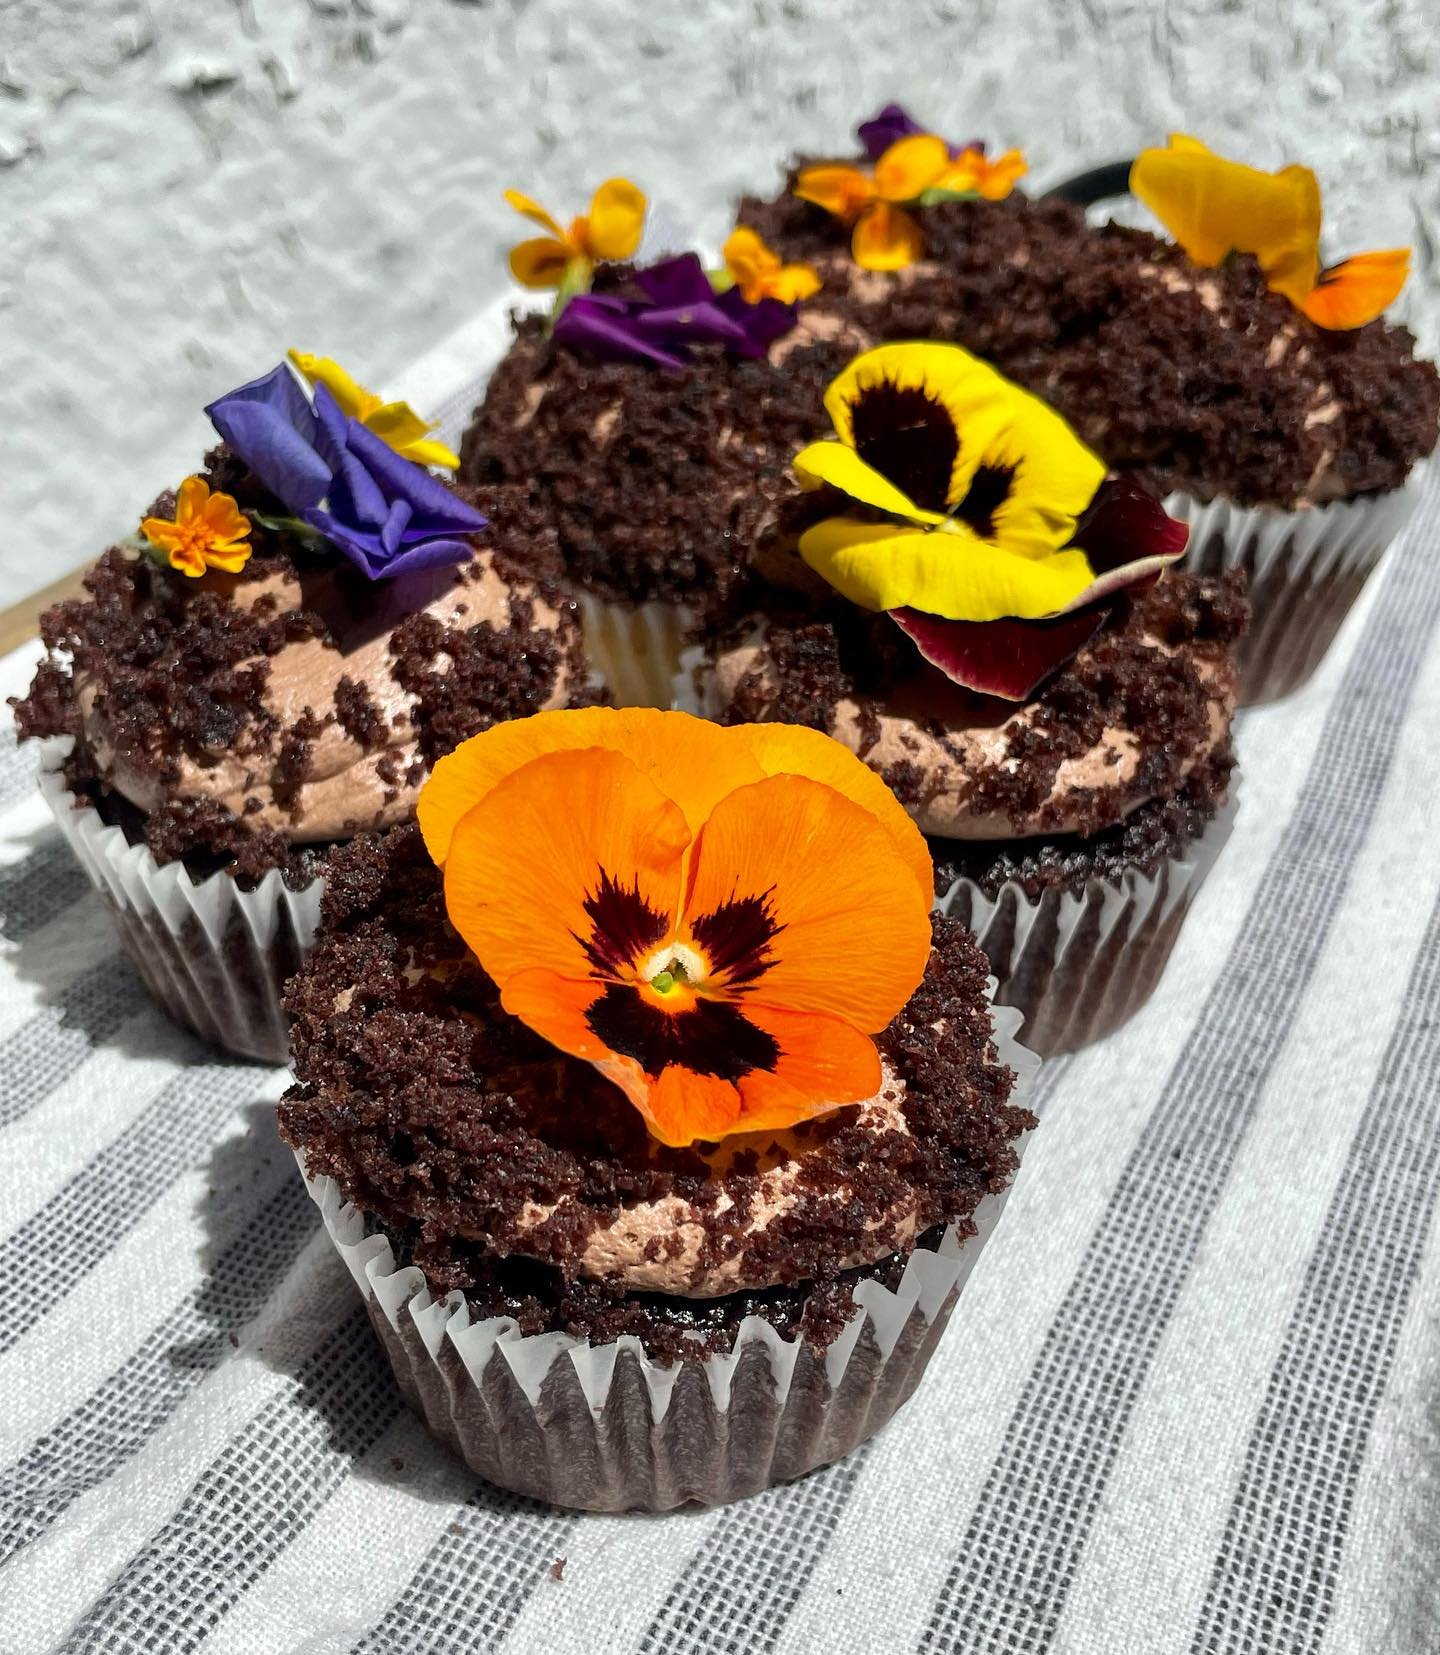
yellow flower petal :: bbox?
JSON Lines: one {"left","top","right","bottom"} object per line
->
{"left": 509, "top": 236, "right": 580, "bottom": 289}
{"left": 798, "top": 517, "right": 1095, "bottom": 621}
{"left": 942, "top": 146, "right": 1028, "bottom": 201}
{"left": 794, "top": 163, "right": 875, "bottom": 222}
{"left": 1130, "top": 134, "right": 1321, "bottom": 303}
{"left": 792, "top": 439, "right": 941, "bottom": 524}
{"left": 504, "top": 188, "right": 567, "bottom": 242}
{"left": 873, "top": 133, "right": 950, "bottom": 203}
{"left": 286, "top": 351, "right": 379, "bottom": 421}
{"left": 173, "top": 474, "right": 210, "bottom": 524}
{"left": 363, "top": 403, "right": 459, "bottom": 469}
{"left": 582, "top": 177, "right": 647, "bottom": 262}
{"left": 1300, "top": 247, "right": 1410, "bottom": 330}
{"left": 851, "top": 201, "right": 926, "bottom": 270}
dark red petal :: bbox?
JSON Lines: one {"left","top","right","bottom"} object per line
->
{"left": 891, "top": 605, "right": 1109, "bottom": 701}
{"left": 1068, "top": 475, "right": 1189, "bottom": 574}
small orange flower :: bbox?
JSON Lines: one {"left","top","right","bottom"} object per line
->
{"left": 940, "top": 144, "right": 1028, "bottom": 201}
{"left": 1131, "top": 135, "right": 1409, "bottom": 330}
{"left": 722, "top": 226, "right": 822, "bottom": 304}
{"left": 418, "top": 708, "right": 933, "bottom": 1148}
{"left": 140, "top": 476, "right": 252, "bottom": 578}
{"left": 795, "top": 133, "right": 951, "bottom": 271}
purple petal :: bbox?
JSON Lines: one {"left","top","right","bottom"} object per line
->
{"left": 554, "top": 295, "right": 690, "bottom": 369}
{"left": 891, "top": 605, "right": 1109, "bottom": 700}
{"left": 632, "top": 253, "right": 715, "bottom": 309}
{"left": 205, "top": 364, "right": 330, "bottom": 510}
{"left": 1055, "top": 476, "right": 1189, "bottom": 613}
{"left": 716, "top": 288, "right": 798, "bottom": 352}
{"left": 342, "top": 419, "right": 487, "bottom": 532}
{"left": 857, "top": 104, "right": 925, "bottom": 160}
{"left": 635, "top": 299, "right": 753, "bottom": 352}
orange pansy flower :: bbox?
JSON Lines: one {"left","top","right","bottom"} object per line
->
{"left": 140, "top": 476, "right": 252, "bottom": 578}
{"left": 722, "top": 226, "right": 822, "bottom": 304}
{"left": 795, "top": 133, "right": 951, "bottom": 271}
{"left": 504, "top": 178, "right": 647, "bottom": 291}
{"left": 1130, "top": 134, "right": 1409, "bottom": 330}
{"left": 419, "top": 708, "right": 933, "bottom": 1148}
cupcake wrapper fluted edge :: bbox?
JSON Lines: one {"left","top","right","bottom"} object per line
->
{"left": 1167, "top": 473, "right": 1423, "bottom": 705}
{"left": 295, "top": 995, "right": 1037, "bottom": 1514}
{"left": 36, "top": 739, "right": 323, "bottom": 1064}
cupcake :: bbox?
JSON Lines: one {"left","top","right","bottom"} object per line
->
{"left": 736, "top": 110, "right": 1439, "bottom": 702}
{"left": 12, "top": 356, "right": 591, "bottom": 1062}
{"left": 279, "top": 708, "right": 1036, "bottom": 1512}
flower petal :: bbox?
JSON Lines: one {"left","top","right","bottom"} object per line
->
{"left": 286, "top": 352, "right": 374, "bottom": 420}
{"left": 857, "top": 103, "right": 927, "bottom": 161}
{"left": 503, "top": 189, "right": 566, "bottom": 241}
{"left": 552, "top": 292, "right": 690, "bottom": 369}
{"left": 363, "top": 402, "right": 460, "bottom": 470}
{"left": 942, "top": 145, "right": 1028, "bottom": 200}
{"left": 418, "top": 707, "right": 770, "bottom": 867}
{"left": 1130, "top": 135, "right": 1321, "bottom": 303}
{"left": 731, "top": 1006, "right": 884, "bottom": 1134}
{"left": 200, "top": 487, "right": 250, "bottom": 541}
{"left": 644, "top": 1067, "right": 747, "bottom": 1148}
{"left": 721, "top": 226, "right": 775, "bottom": 300}
{"left": 890, "top": 604, "right": 1108, "bottom": 699}
{"left": 771, "top": 262, "right": 822, "bottom": 302}
{"left": 851, "top": 201, "right": 926, "bottom": 270}
{"left": 686, "top": 773, "right": 931, "bottom": 1029}
{"left": 443, "top": 746, "right": 690, "bottom": 991}
{"left": 792, "top": 439, "right": 939, "bottom": 523}
{"left": 632, "top": 252, "right": 716, "bottom": 308}
{"left": 798, "top": 516, "right": 1095, "bottom": 621}
{"left": 1054, "top": 475, "right": 1189, "bottom": 610}
{"left": 728, "top": 724, "right": 934, "bottom": 909}
{"left": 794, "top": 163, "right": 875, "bottom": 221}
{"left": 205, "top": 363, "right": 331, "bottom": 512}
{"left": 1300, "top": 248, "right": 1410, "bottom": 329}
{"left": 174, "top": 475, "right": 209, "bottom": 523}
{"left": 584, "top": 177, "right": 647, "bottom": 261}
{"left": 873, "top": 133, "right": 950, "bottom": 203}
{"left": 509, "top": 236, "right": 577, "bottom": 289}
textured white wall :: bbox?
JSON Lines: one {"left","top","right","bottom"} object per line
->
{"left": 3, "top": 0, "right": 1437, "bottom": 605}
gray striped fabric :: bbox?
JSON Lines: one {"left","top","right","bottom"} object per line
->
{"left": 1, "top": 427, "right": 1437, "bottom": 1654}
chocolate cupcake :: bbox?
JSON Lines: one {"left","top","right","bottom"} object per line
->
{"left": 280, "top": 709, "right": 1036, "bottom": 1511}
{"left": 13, "top": 358, "right": 591, "bottom": 1062}
{"left": 735, "top": 112, "right": 1438, "bottom": 702}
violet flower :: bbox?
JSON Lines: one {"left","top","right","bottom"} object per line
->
{"left": 552, "top": 254, "right": 797, "bottom": 370}
{"left": 205, "top": 365, "right": 485, "bottom": 580}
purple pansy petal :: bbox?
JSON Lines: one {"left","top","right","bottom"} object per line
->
{"left": 632, "top": 253, "right": 715, "bottom": 309}
{"left": 554, "top": 294, "right": 691, "bottom": 369}
{"left": 635, "top": 300, "right": 754, "bottom": 352}
{"left": 205, "top": 365, "right": 331, "bottom": 510}
{"left": 341, "top": 419, "right": 486, "bottom": 532}
{"left": 857, "top": 104, "right": 926, "bottom": 159}
{"left": 891, "top": 605, "right": 1110, "bottom": 701}
{"left": 715, "top": 287, "right": 797, "bottom": 351}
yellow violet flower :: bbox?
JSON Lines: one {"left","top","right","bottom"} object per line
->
{"left": 795, "top": 133, "right": 952, "bottom": 271}
{"left": 287, "top": 352, "right": 458, "bottom": 470}
{"left": 722, "top": 226, "right": 821, "bottom": 304}
{"left": 1130, "top": 134, "right": 1409, "bottom": 330}
{"left": 504, "top": 178, "right": 648, "bottom": 292}
{"left": 793, "top": 343, "right": 1108, "bottom": 622}
{"left": 141, "top": 476, "right": 252, "bottom": 579}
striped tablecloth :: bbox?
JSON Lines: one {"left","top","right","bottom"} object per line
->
{"left": 3, "top": 324, "right": 1439, "bottom": 1654}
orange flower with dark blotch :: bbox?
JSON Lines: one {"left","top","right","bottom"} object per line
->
{"left": 418, "top": 708, "right": 933, "bottom": 1148}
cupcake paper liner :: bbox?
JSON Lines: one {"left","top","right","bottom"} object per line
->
{"left": 37, "top": 741, "right": 323, "bottom": 1065}
{"left": 574, "top": 595, "right": 696, "bottom": 710}
{"left": 937, "top": 790, "right": 1238, "bottom": 1059}
{"left": 1166, "top": 476, "right": 1422, "bottom": 705}
{"left": 296, "top": 997, "right": 1037, "bottom": 1514}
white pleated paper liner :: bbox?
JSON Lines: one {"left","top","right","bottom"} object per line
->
{"left": 1165, "top": 472, "right": 1422, "bottom": 705}
{"left": 36, "top": 740, "right": 324, "bottom": 1065}
{"left": 937, "top": 789, "right": 1238, "bottom": 1059}
{"left": 296, "top": 993, "right": 1038, "bottom": 1514}
{"left": 572, "top": 595, "right": 696, "bottom": 710}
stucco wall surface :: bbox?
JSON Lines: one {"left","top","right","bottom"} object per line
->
{"left": 2, "top": 0, "right": 1437, "bottom": 604}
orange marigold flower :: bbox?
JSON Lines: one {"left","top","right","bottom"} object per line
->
{"left": 722, "top": 226, "right": 822, "bottom": 304}
{"left": 795, "top": 133, "right": 951, "bottom": 271}
{"left": 140, "top": 476, "right": 252, "bottom": 578}
{"left": 418, "top": 708, "right": 934, "bottom": 1148}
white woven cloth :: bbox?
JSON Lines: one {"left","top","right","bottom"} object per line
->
{"left": 2, "top": 322, "right": 1439, "bottom": 1654}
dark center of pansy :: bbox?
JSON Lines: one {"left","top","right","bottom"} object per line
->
{"left": 586, "top": 985, "right": 782, "bottom": 1080}
{"left": 578, "top": 870, "right": 667, "bottom": 976}
{"left": 849, "top": 383, "right": 958, "bottom": 513}
{"left": 949, "top": 462, "right": 1016, "bottom": 540}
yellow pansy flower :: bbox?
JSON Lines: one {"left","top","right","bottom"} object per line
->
{"left": 287, "top": 352, "right": 458, "bottom": 470}
{"left": 721, "top": 226, "right": 821, "bottom": 304}
{"left": 141, "top": 476, "right": 252, "bottom": 579}
{"left": 1130, "top": 134, "right": 1409, "bottom": 330}
{"left": 504, "top": 178, "right": 647, "bottom": 292}
{"left": 793, "top": 343, "right": 1110, "bottom": 622}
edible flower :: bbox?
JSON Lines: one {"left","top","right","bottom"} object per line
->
{"left": 553, "top": 253, "right": 797, "bottom": 370}
{"left": 796, "top": 110, "right": 1026, "bottom": 270}
{"left": 205, "top": 363, "right": 485, "bottom": 581}
{"left": 793, "top": 342, "right": 1187, "bottom": 698}
{"left": 721, "top": 226, "right": 822, "bottom": 304}
{"left": 1130, "top": 134, "right": 1409, "bottom": 330}
{"left": 287, "top": 352, "right": 459, "bottom": 470}
{"left": 140, "top": 476, "right": 252, "bottom": 578}
{"left": 504, "top": 178, "right": 647, "bottom": 294}
{"left": 418, "top": 707, "right": 933, "bottom": 1148}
